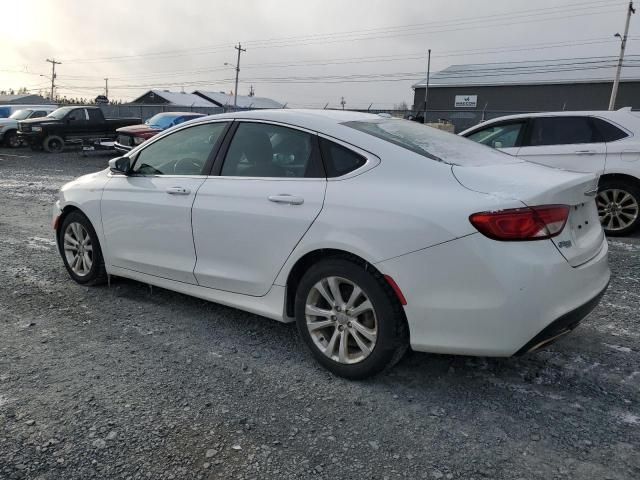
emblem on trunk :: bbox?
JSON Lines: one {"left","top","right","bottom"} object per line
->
{"left": 558, "top": 240, "right": 572, "bottom": 248}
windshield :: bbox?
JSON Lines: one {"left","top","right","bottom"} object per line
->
{"left": 9, "top": 109, "right": 32, "bottom": 120}
{"left": 145, "top": 113, "right": 179, "bottom": 130}
{"left": 343, "top": 119, "right": 521, "bottom": 167}
{"left": 47, "top": 107, "right": 77, "bottom": 119}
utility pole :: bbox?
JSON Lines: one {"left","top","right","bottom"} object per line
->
{"left": 233, "top": 43, "right": 246, "bottom": 108}
{"left": 423, "top": 49, "right": 431, "bottom": 124}
{"left": 45, "top": 58, "right": 61, "bottom": 101}
{"left": 609, "top": 1, "right": 635, "bottom": 110}
{"left": 104, "top": 78, "right": 109, "bottom": 98}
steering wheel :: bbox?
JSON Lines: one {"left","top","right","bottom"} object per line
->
{"left": 173, "top": 157, "right": 203, "bottom": 175}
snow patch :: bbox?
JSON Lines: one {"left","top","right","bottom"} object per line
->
{"left": 604, "top": 343, "right": 633, "bottom": 354}
{"left": 619, "top": 412, "right": 640, "bottom": 425}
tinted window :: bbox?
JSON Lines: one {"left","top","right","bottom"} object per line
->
{"left": 68, "top": 109, "right": 86, "bottom": 122}
{"left": 319, "top": 138, "right": 366, "bottom": 177}
{"left": 221, "top": 122, "right": 314, "bottom": 178}
{"left": 30, "top": 111, "right": 48, "bottom": 119}
{"left": 528, "top": 117, "right": 597, "bottom": 146}
{"left": 87, "top": 109, "right": 102, "bottom": 121}
{"left": 591, "top": 117, "right": 628, "bottom": 142}
{"left": 466, "top": 122, "right": 525, "bottom": 149}
{"left": 344, "top": 119, "right": 521, "bottom": 166}
{"left": 132, "top": 122, "right": 227, "bottom": 175}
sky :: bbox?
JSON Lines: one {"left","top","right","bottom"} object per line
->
{"left": 0, "top": 0, "right": 637, "bottom": 109}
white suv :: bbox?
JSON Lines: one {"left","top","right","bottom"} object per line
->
{"left": 461, "top": 108, "right": 640, "bottom": 236}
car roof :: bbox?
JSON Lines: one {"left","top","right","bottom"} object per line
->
{"left": 196, "top": 108, "right": 382, "bottom": 134}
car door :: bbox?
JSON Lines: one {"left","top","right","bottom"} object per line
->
{"left": 67, "top": 108, "right": 89, "bottom": 137}
{"left": 192, "top": 121, "right": 327, "bottom": 296}
{"left": 463, "top": 120, "right": 526, "bottom": 156}
{"left": 515, "top": 116, "right": 607, "bottom": 174}
{"left": 101, "top": 121, "right": 230, "bottom": 284}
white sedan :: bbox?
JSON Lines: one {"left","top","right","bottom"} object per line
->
{"left": 53, "top": 110, "right": 610, "bottom": 378}
{"left": 460, "top": 109, "right": 640, "bottom": 236}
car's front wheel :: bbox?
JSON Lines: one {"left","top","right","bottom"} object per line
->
{"left": 3, "top": 130, "right": 20, "bottom": 148}
{"left": 295, "top": 257, "right": 407, "bottom": 379}
{"left": 59, "top": 211, "right": 107, "bottom": 285}
{"left": 597, "top": 179, "right": 640, "bottom": 236}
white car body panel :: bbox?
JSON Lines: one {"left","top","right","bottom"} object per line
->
{"left": 192, "top": 177, "right": 326, "bottom": 296}
{"left": 101, "top": 175, "right": 207, "bottom": 284}
{"left": 54, "top": 109, "right": 611, "bottom": 357}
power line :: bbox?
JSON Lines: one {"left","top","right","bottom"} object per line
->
{"left": 59, "top": 0, "right": 623, "bottom": 64}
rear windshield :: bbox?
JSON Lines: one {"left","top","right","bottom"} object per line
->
{"left": 343, "top": 119, "right": 521, "bottom": 166}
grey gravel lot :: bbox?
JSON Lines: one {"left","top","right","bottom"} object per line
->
{"left": 0, "top": 146, "right": 639, "bottom": 480}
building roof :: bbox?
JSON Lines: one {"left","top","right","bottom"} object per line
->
{"left": 193, "top": 90, "right": 283, "bottom": 109}
{"left": 0, "top": 94, "right": 51, "bottom": 104}
{"left": 413, "top": 57, "right": 640, "bottom": 88}
{"left": 132, "top": 90, "right": 217, "bottom": 107}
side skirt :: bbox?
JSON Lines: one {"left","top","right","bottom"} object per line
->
{"left": 108, "top": 265, "right": 292, "bottom": 323}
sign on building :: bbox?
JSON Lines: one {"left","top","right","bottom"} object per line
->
{"left": 454, "top": 95, "right": 478, "bottom": 108}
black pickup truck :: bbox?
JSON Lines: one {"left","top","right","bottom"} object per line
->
{"left": 18, "top": 106, "right": 140, "bottom": 153}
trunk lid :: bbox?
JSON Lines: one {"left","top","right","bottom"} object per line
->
{"left": 453, "top": 161, "right": 604, "bottom": 267}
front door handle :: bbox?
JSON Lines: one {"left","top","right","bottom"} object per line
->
{"left": 166, "top": 186, "right": 191, "bottom": 195}
{"left": 575, "top": 150, "right": 597, "bottom": 155}
{"left": 268, "top": 194, "right": 304, "bottom": 205}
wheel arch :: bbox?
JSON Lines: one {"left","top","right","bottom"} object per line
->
{"left": 284, "top": 248, "right": 400, "bottom": 318}
{"left": 599, "top": 172, "right": 640, "bottom": 189}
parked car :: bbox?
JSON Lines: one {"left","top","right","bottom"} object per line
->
{"left": 114, "top": 112, "right": 206, "bottom": 153}
{"left": 18, "top": 106, "right": 140, "bottom": 153}
{"left": 0, "top": 106, "right": 58, "bottom": 147}
{"left": 0, "top": 104, "right": 57, "bottom": 119}
{"left": 460, "top": 108, "right": 640, "bottom": 236}
{"left": 52, "top": 110, "right": 609, "bottom": 378}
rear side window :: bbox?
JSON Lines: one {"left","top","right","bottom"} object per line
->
{"left": 591, "top": 117, "right": 628, "bottom": 142}
{"left": 527, "top": 117, "right": 597, "bottom": 146}
{"left": 88, "top": 109, "right": 102, "bottom": 121}
{"left": 319, "top": 138, "right": 366, "bottom": 177}
{"left": 31, "top": 111, "right": 48, "bottom": 118}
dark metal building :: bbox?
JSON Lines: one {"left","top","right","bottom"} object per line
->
{"left": 412, "top": 58, "right": 640, "bottom": 132}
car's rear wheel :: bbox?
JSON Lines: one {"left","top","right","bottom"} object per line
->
{"left": 44, "top": 135, "right": 64, "bottom": 153}
{"left": 4, "top": 130, "right": 20, "bottom": 148}
{"left": 597, "top": 179, "right": 640, "bottom": 236}
{"left": 295, "top": 257, "right": 407, "bottom": 379}
{"left": 59, "top": 211, "right": 107, "bottom": 285}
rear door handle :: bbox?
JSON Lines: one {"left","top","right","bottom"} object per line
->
{"left": 575, "top": 150, "right": 597, "bottom": 155}
{"left": 166, "top": 186, "right": 191, "bottom": 195}
{"left": 268, "top": 194, "right": 304, "bottom": 205}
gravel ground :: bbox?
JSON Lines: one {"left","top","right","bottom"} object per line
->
{"left": 0, "top": 146, "right": 639, "bottom": 480}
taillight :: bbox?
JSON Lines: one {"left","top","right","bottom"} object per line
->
{"left": 469, "top": 205, "right": 570, "bottom": 241}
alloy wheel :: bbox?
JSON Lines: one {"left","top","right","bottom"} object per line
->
{"left": 596, "top": 188, "right": 639, "bottom": 232}
{"left": 305, "top": 276, "right": 378, "bottom": 364}
{"left": 63, "top": 222, "right": 93, "bottom": 276}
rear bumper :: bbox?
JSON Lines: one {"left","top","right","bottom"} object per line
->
{"left": 514, "top": 280, "right": 609, "bottom": 355}
{"left": 376, "top": 233, "right": 610, "bottom": 357}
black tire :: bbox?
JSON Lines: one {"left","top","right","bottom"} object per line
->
{"left": 58, "top": 210, "right": 107, "bottom": 286}
{"left": 295, "top": 257, "right": 408, "bottom": 379}
{"left": 3, "top": 130, "right": 20, "bottom": 148}
{"left": 43, "top": 135, "right": 64, "bottom": 153}
{"left": 597, "top": 178, "right": 640, "bottom": 236}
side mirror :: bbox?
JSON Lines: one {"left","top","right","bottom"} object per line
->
{"left": 493, "top": 141, "right": 503, "bottom": 149}
{"left": 109, "top": 156, "right": 131, "bottom": 174}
